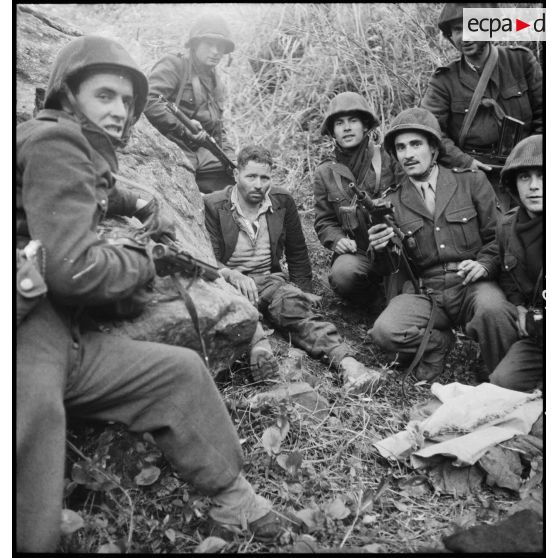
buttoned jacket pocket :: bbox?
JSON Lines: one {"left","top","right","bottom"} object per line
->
{"left": 446, "top": 206, "right": 480, "bottom": 253}
{"left": 500, "top": 79, "right": 531, "bottom": 123}
{"left": 399, "top": 218, "right": 425, "bottom": 259}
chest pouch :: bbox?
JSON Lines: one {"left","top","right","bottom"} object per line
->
{"left": 339, "top": 195, "right": 359, "bottom": 234}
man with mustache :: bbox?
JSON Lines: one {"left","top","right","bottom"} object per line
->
{"left": 144, "top": 13, "right": 235, "bottom": 194}
{"left": 367, "top": 108, "right": 518, "bottom": 382}
{"left": 421, "top": 3, "right": 542, "bottom": 211}
{"left": 205, "top": 145, "right": 386, "bottom": 394}
{"left": 490, "top": 135, "right": 543, "bottom": 391}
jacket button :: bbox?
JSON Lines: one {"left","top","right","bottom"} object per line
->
{"left": 20, "top": 278, "right": 34, "bottom": 291}
{"left": 72, "top": 342, "right": 79, "bottom": 350}
{"left": 440, "top": 244, "right": 446, "bottom": 249}
{"left": 462, "top": 217, "right": 467, "bottom": 222}
{"left": 464, "top": 109, "right": 469, "bottom": 113}
{"left": 435, "top": 226, "right": 440, "bottom": 231}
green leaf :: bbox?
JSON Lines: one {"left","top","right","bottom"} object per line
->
{"left": 294, "top": 508, "right": 322, "bottom": 532}
{"left": 324, "top": 497, "right": 351, "bottom": 520}
{"left": 276, "top": 415, "right": 290, "bottom": 439}
{"left": 164, "top": 528, "right": 176, "bottom": 544}
{"left": 194, "top": 536, "right": 228, "bottom": 553}
{"left": 60, "top": 508, "right": 84, "bottom": 535}
{"left": 134, "top": 465, "right": 161, "bottom": 486}
{"left": 97, "top": 542, "right": 121, "bottom": 553}
{"left": 261, "top": 426, "right": 283, "bottom": 456}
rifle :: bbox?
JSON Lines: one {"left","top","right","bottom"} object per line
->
{"left": 151, "top": 235, "right": 220, "bottom": 369}
{"left": 159, "top": 95, "right": 236, "bottom": 172}
{"left": 151, "top": 237, "right": 220, "bottom": 282}
{"left": 349, "top": 184, "right": 420, "bottom": 294}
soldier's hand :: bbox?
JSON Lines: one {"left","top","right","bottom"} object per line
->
{"left": 134, "top": 199, "right": 177, "bottom": 242}
{"left": 516, "top": 305, "right": 529, "bottom": 337}
{"left": 457, "top": 259, "right": 488, "bottom": 285}
{"left": 221, "top": 268, "right": 259, "bottom": 306}
{"left": 334, "top": 238, "right": 357, "bottom": 255}
{"left": 470, "top": 159, "right": 493, "bottom": 172}
{"left": 368, "top": 223, "right": 394, "bottom": 251}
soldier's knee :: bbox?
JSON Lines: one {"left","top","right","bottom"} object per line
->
{"left": 370, "top": 315, "right": 393, "bottom": 348}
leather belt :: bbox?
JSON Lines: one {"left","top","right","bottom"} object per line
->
{"left": 421, "top": 262, "right": 461, "bottom": 277}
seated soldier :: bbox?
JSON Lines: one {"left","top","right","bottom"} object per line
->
{"left": 313, "top": 92, "right": 400, "bottom": 311}
{"left": 204, "top": 145, "right": 385, "bottom": 394}
{"left": 367, "top": 108, "right": 518, "bottom": 381}
{"left": 144, "top": 13, "right": 236, "bottom": 194}
{"left": 490, "top": 135, "right": 543, "bottom": 391}
{"left": 16, "top": 36, "right": 284, "bottom": 552}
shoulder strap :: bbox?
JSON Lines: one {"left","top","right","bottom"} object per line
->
{"left": 174, "top": 55, "right": 190, "bottom": 106}
{"left": 457, "top": 46, "right": 499, "bottom": 148}
{"left": 370, "top": 144, "right": 382, "bottom": 195}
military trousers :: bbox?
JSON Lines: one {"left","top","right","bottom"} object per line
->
{"left": 16, "top": 299, "right": 243, "bottom": 552}
{"left": 371, "top": 272, "right": 518, "bottom": 372}
{"left": 254, "top": 273, "right": 353, "bottom": 367}
{"left": 328, "top": 252, "right": 384, "bottom": 306}
{"left": 490, "top": 337, "right": 543, "bottom": 392}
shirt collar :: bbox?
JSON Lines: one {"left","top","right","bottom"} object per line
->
{"left": 409, "top": 163, "right": 439, "bottom": 192}
{"left": 230, "top": 185, "right": 273, "bottom": 218}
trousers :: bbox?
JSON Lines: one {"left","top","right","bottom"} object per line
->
{"left": 490, "top": 338, "right": 543, "bottom": 391}
{"left": 328, "top": 252, "right": 383, "bottom": 304}
{"left": 254, "top": 273, "right": 353, "bottom": 366}
{"left": 371, "top": 273, "right": 518, "bottom": 372}
{"left": 16, "top": 299, "right": 243, "bottom": 552}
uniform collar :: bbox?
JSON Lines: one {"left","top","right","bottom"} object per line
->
{"left": 409, "top": 163, "right": 439, "bottom": 193}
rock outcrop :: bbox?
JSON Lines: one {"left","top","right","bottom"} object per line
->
{"left": 16, "top": 5, "right": 258, "bottom": 372}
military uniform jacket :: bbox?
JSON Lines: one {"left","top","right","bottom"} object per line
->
{"left": 144, "top": 52, "right": 226, "bottom": 149}
{"left": 313, "top": 145, "right": 399, "bottom": 253}
{"left": 373, "top": 166, "right": 499, "bottom": 286}
{"left": 204, "top": 186, "right": 313, "bottom": 292}
{"left": 16, "top": 109, "right": 155, "bottom": 308}
{"left": 497, "top": 208, "right": 543, "bottom": 308}
{"left": 421, "top": 46, "right": 543, "bottom": 168}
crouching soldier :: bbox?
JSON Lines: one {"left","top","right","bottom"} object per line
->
{"left": 204, "top": 145, "right": 385, "bottom": 394}
{"left": 144, "top": 13, "right": 236, "bottom": 194}
{"left": 313, "top": 92, "right": 400, "bottom": 311}
{"left": 16, "top": 36, "right": 284, "bottom": 552}
{"left": 367, "top": 108, "right": 518, "bottom": 381}
{"left": 490, "top": 135, "right": 543, "bottom": 391}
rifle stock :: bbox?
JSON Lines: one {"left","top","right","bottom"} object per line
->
{"left": 159, "top": 96, "right": 236, "bottom": 171}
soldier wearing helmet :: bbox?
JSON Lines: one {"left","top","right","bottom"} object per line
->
{"left": 16, "top": 36, "right": 284, "bottom": 552}
{"left": 490, "top": 135, "right": 543, "bottom": 391}
{"left": 144, "top": 13, "right": 236, "bottom": 194}
{"left": 420, "top": 3, "right": 543, "bottom": 211}
{"left": 368, "top": 107, "right": 518, "bottom": 382}
{"left": 313, "top": 92, "right": 401, "bottom": 312}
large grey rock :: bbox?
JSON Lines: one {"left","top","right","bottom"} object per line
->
{"left": 16, "top": 5, "right": 259, "bottom": 372}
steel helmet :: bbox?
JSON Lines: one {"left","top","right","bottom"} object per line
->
{"left": 500, "top": 135, "right": 543, "bottom": 191}
{"left": 44, "top": 35, "right": 148, "bottom": 122}
{"left": 384, "top": 107, "right": 443, "bottom": 157}
{"left": 320, "top": 92, "right": 380, "bottom": 136}
{"left": 438, "top": 3, "right": 499, "bottom": 38}
{"left": 185, "top": 14, "right": 235, "bottom": 54}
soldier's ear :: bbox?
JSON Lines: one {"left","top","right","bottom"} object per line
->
{"left": 233, "top": 168, "right": 240, "bottom": 183}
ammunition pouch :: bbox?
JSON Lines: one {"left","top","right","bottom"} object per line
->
{"left": 16, "top": 240, "right": 47, "bottom": 327}
{"left": 525, "top": 307, "right": 543, "bottom": 344}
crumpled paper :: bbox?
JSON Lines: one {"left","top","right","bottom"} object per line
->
{"left": 374, "top": 382, "right": 542, "bottom": 467}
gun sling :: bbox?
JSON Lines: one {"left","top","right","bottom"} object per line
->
{"left": 457, "top": 45, "right": 499, "bottom": 149}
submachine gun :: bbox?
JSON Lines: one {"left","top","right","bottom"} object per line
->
{"left": 348, "top": 183, "right": 420, "bottom": 294}
{"left": 349, "top": 183, "right": 433, "bottom": 402}
{"left": 159, "top": 95, "right": 236, "bottom": 172}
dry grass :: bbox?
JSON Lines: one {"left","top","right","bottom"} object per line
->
{"left": 28, "top": 3, "right": 538, "bottom": 553}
